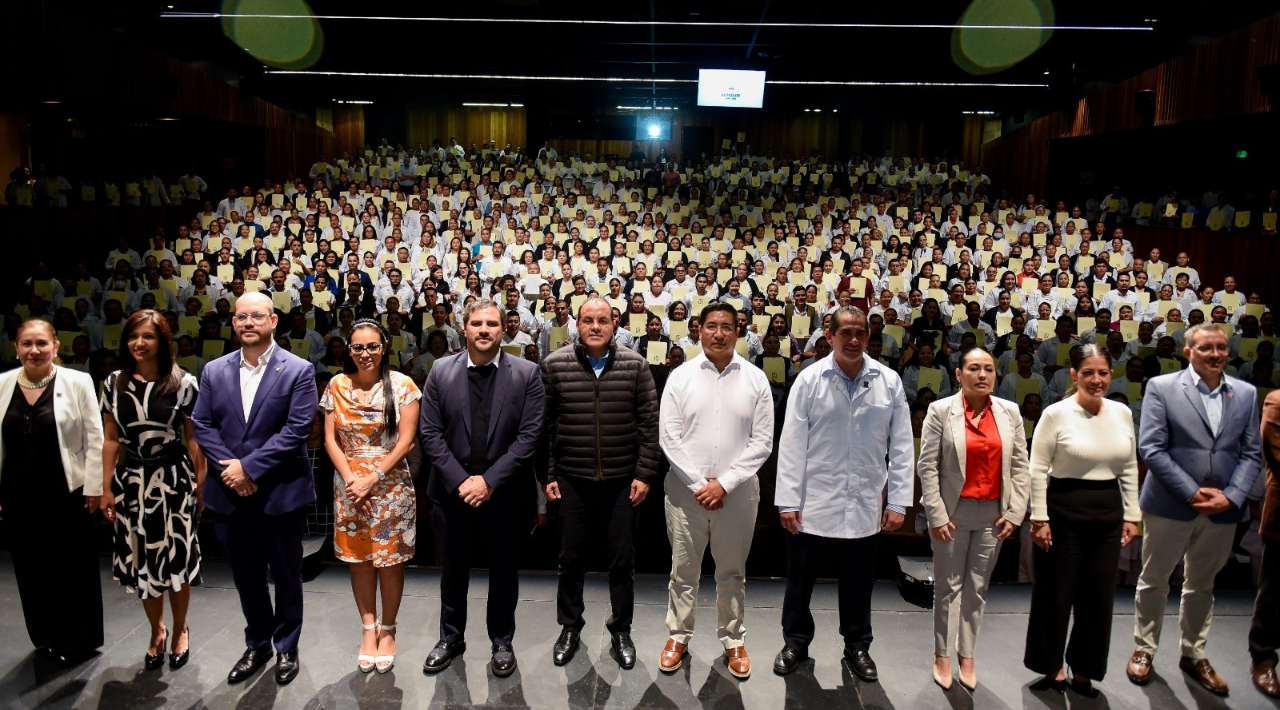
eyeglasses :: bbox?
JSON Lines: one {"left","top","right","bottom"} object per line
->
{"left": 349, "top": 343, "right": 384, "bottom": 354}
{"left": 233, "top": 312, "right": 271, "bottom": 323}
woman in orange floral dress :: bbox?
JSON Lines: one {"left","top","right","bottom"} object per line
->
{"left": 321, "top": 319, "right": 420, "bottom": 674}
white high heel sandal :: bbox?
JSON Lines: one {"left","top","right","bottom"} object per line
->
{"left": 358, "top": 622, "right": 378, "bottom": 673}
{"left": 375, "top": 622, "right": 397, "bottom": 674}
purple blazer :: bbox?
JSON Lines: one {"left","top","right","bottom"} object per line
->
{"left": 191, "top": 346, "right": 319, "bottom": 515}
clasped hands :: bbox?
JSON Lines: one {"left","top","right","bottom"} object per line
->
{"left": 930, "top": 516, "right": 1017, "bottom": 543}
{"left": 219, "top": 459, "right": 257, "bottom": 497}
{"left": 1190, "top": 487, "right": 1233, "bottom": 515}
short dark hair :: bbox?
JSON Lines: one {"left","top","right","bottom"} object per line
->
{"left": 700, "top": 301, "right": 737, "bottom": 324}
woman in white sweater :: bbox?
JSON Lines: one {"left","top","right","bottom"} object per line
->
{"left": 1022, "top": 344, "right": 1142, "bottom": 697}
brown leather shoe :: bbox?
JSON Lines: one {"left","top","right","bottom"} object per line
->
{"left": 1253, "top": 660, "right": 1280, "bottom": 698}
{"left": 1180, "top": 656, "right": 1229, "bottom": 696}
{"left": 725, "top": 646, "right": 751, "bottom": 679}
{"left": 658, "top": 639, "right": 687, "bottom": 674}
{"left": 1126, "top": 650, "right": 1154, "bottom": 685}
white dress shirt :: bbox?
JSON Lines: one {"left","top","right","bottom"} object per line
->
{"left": 775, "top": 354, "right": 915, "bottom": 539}
{"left": 1189, "top": 368, "right": 1228, "bottom": 438}
{"left": 659, "top": 352, "right": 775, "bottom": 495}
{"left": 239, "top": 340, "right": 277, "bottom": 421}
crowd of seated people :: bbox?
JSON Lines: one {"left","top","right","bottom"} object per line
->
{"left": 7, "top": 144, "right": 1279, "bottom": 473}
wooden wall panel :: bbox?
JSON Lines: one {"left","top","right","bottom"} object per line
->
{"left": 405, "top": 107, "right": 527, "bottom": 150}
{"left": 984, "top": 13, "right": 1279, "bottom": 197}
{"left": 332, "top": 106, "right": 366, "bottom": 158}
{"left": 0, "top": 112, "right": 30, "bottom": 205}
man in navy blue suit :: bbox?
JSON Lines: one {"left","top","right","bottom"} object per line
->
{"left": 419, "top": 298, "right": 545, "bottom": 678}
{"left": 192, "top": 292, "right": 318, "bottom": 686}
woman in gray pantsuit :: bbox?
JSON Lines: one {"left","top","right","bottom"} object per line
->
{"left": 917, "top": 346, "right": 1030, "bottom": 691}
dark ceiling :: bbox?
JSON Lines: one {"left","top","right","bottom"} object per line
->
{"left": 7, "top": 1, "right": 1277, "bottom": 118}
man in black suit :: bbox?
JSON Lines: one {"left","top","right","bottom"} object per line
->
{"left": 419, "top": 298, "right": 545, "bottom": 678}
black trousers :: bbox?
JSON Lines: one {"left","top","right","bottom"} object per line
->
{"left": 431, "top": 486, "right": 524, "bottom": 646}
{"left": 1250, "top": 536, "right": 1280, "bottom": 665}
{"left": 1023, "top": 478, "right": 1122, "bottom": 680}
{"left": 8, "top": 486, "right": 103, "bottom": 652}
{"left": 212, "top": 509, "right": 306, "bottom": 654}
{"left": 554, "top": 476, "right": 636, "bottom": 633}
{"left": 781, "top": 532, "right": 878, "bottom": 653}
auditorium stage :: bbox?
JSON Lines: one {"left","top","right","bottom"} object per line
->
{"left": 0, "top": 554, "right": 1266, "bottom": 709}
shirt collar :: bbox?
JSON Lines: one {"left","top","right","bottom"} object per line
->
{"left": 696, "top": 351, "right": 743, "bottom": 374}
{"left": 1188, "top": 367, "right": 1229, "bottom": 395}
{"left": 586, "top": 350, "right": 610, "bottom": 369}
{"left": 820, "top": 352, "right": 879, "bottom": 384}
{"left": 240, "top": 340, "right": 276, "bottom": 371}
{"left": 466, "top": 348, "right": 502, "bottom": 369}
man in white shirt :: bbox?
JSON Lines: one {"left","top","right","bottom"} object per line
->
{"left": 374, "top": 269, "right": 415, "bottom": 314}
{"left": 773, "top": 306, "right": 914, "bottom": 682}
{"left": 657, "top": 303, "right": 774, "bottom": 680}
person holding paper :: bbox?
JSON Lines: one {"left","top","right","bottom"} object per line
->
{"left": 538, "top": 295, "right": 658, "bottom": 670}
{"left": 659, "top": 303, "right": 774, "bottom": 679}
{"left": 903, "top": 342, "right": 954, "bottom": 403}
{"left": 1125, "top": 324, "right": 1262, "bottom": 696}
{"left": 419, "top": 299, "right": 544, "bottom": 678}
{"left": 773, "top": 305, "right": 913, "bottom": 682}
{"left": 917, "top": 346, "right": 1030, "bottom": 691}
{"left": 190, "top": 292, "right": 319, "bottom": 686}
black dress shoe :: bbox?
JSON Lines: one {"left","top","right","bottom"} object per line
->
{"left": 773, "top": 645, "right": 808, "bottom": 676}
{"left": 275, "top": 651, "right": 300, "bottom": 685}
{"left": 491, "top": 643, "right": 517, "bottom": 678}
{"left": 552, "top": 627, "right": 580, "bottom": 666}
{"left": 227, "top": 647, "right": 273, "bottom": 684}
{"left": 423, "top": 640, "right": 466, "bottom": 675}
{"left": 844, "top": 647, "right": 878, "bottom": 682}
{"left": 611, "top": 632, "right": 636, "bottom": 670}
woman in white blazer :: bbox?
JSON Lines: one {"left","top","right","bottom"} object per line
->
{"left": 0, "top": 319, "right": 105, "bottom": 664}
{"left": 916, "top": 346, "right": 1030, "bottom": 692}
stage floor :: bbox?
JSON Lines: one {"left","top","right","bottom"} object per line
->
{"left": 0, "top": 553, "right": 1269, "bottom": 709}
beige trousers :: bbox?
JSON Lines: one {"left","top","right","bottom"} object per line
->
{"left": 1133, "top": 512, "right": 1236, "bottom": 659}
{"left": 932, "top": 498, "right": 1003, "bottom": 657}
{"left": 663, "top": 474, "right": 760, "bottom": 649}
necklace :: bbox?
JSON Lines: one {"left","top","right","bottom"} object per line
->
{"left": 18, "top": 369, "right": 55, "bottom": 389}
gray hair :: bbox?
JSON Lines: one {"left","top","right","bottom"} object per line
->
{"left": 461, "top": 298, "right": 506, "bottom": 324}
{"left": 828, "top": 305, "right": 867, "bottom": 331}
{"left": 1183, "top": 322, "right": 1225, "bottom": 348}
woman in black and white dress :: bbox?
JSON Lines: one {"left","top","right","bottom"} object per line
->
{"left": 101, "top": 309, "right": 205, "bottom": 670}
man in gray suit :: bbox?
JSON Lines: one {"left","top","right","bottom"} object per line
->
{"left": 1126, "top": 323, "right": 1262, "bottom": 695}
{"left": 419, "top": 299, "right": 545, "bottom": 678}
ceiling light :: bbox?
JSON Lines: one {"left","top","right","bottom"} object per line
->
{"left": 812, "top": 108, "right": 822, "bottom": 112}
{"left": 832, "top": 108, "right": 838, "bottom": 113}
{"left": 332, "top": 99, "right": 374, "bottom": 104}
{"left": 462, "top": 102, "right": 522, "bottom": 107}
{"left": 157, "top": 117, "right": 180, "bottom": 121}
{"left": 616, "top": 105, "right": 677, "bottom": 110}
{"left": 270, "top": 70, "right": 1048, "bottom": 89}
{"left": 163, "top": 12, "right": 1154, "bottom": 31}
{"left": 41, "top": 99, "right": 61, "bottom": 105}
{"left": 803, "top": 108, "right": 811, "bottom": 112}
{"left": 961, "top": 110, "right": 997, "bottom": 115}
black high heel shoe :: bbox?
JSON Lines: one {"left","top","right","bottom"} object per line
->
{"left": 144, "top": 627, "right": 168, "bottom": 671}
{"left": 169, "top": 627, "right": 190, "bottom": 670}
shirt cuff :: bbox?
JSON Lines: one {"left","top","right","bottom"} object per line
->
{"left": 886, "top": 504, "right": 906, "bottom": 515}
{"left": 778, "top": 506, "right": 800, "bottom": 513}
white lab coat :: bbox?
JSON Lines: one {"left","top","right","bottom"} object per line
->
{"left": 775, "top": 354, "right": 915, "bottom": 539}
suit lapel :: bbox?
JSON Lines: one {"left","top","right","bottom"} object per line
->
{"left": 452, "top": 355, "right": 472, "bottom": 439}
{"left": 993, "top": 399, "right": 1013, "bottom": 479}
{"left": 949, "top": 397, "right": 967, "bottom": 476}
{"left": 1180, "top": 370, "right": 1213, "bottom": 437}
{"left": 245, "top": 357, "right": 285, "bottom": 430}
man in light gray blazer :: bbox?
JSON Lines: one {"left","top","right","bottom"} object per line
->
{"left": 1127, "top": 323, "right": 1262, "bottom": 695}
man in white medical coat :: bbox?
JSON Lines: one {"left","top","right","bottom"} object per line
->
{"left": 772, "top": 306, "right": 915, "bottom": 683}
